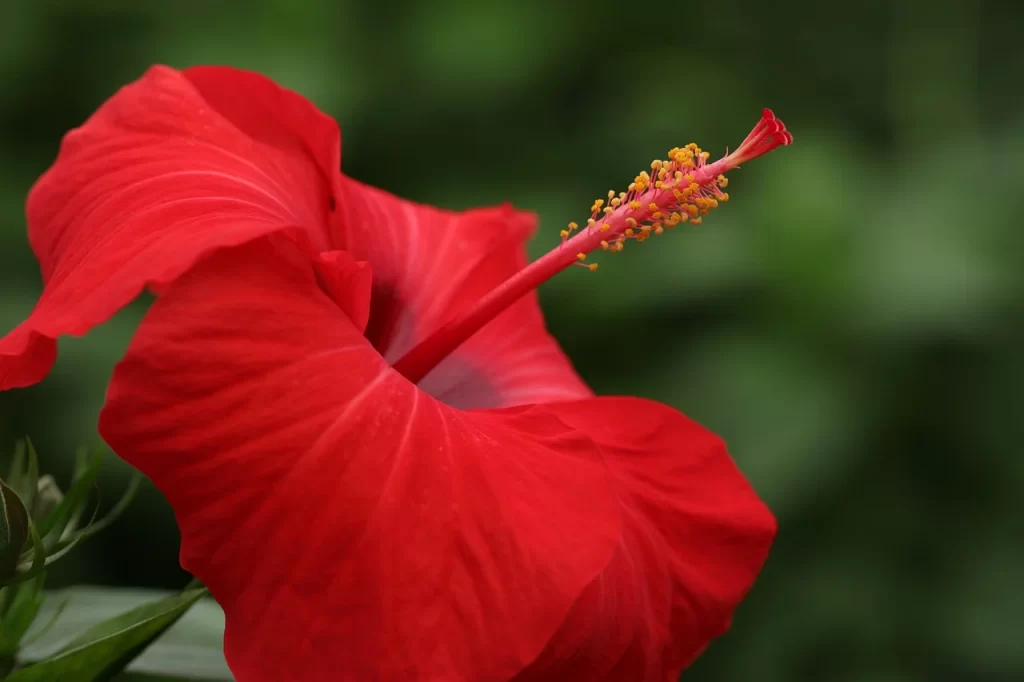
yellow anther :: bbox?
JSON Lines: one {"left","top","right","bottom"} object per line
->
{"left": 588, "top": 263, "right": 599, "bottom": 272}
{"left": 564, "top": 131, "right": 744, "bottom": 253}
{"left": 633, "top": 171, "right": 651, "bottom": 192}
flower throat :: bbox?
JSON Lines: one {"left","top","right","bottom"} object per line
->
{"left": 392, "top": 109, "right": 792, "bottom": 384}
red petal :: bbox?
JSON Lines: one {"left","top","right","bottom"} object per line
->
{"left": 515, "top": 398, "right": 776, "bottom": 680}
{"left": 100, "top": 238, "right": 774, "bottom": 681}
{"left": 337, "top": 180, "right": 591, "bottom": 408}
{"left": 0, "top": 65, "right": 341, "bottom": 389}
{"left": 315, "top": 250, "right": 373, "bottom": 334}
{"left": 99, "top": 239, "right": 621, "bottom": 682}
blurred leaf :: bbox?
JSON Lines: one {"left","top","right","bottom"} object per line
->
{"left": 0, "top": 480, "right": 31, "bottom": 580}
{"left": 4, "top": 442, "right": 27, "bottom": 499}
{"left": 35, "top": 450, "right": 101, "bottom": 542}
{"left": 408, "top": 2, "right": 577, "bottom": 100}
{"left": 70, "top": 471, "right": 142, "bottom": 543}
{"left": 644, "top": 333, "right": 863, "bottom": 513}
{"left": 5, "top": 439, "right": 40, "bottom": 511}
{"left": 8, "top": 586, "right": 211, "bottom": 682}
{"left": 20, "top": 586, "right": 230, "bottom": 680}
{"left": 20, "top": 594, "right": 68, "bottom": 650}
{"left": 4, "top": 522, "right": 50, "bottom": 587}
{"left": 939, "top": 540, "right": 1024, "bottom": 670}
{"left": 0, "top": 574, "right": 46, "bottom": 656}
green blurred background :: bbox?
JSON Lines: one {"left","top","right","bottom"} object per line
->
{"left": 1, "top": 0, "right": 1022, "bottom": 680}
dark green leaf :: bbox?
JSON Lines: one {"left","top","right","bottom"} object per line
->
{"left": 20, "top": 595, "right": 68, "bottom": 650}
{"left": 22, "top": 439, "right": 40, "bottom": 513}
{"left": 3, "top": 440, "right": 40, "bottom": 512}
{"left": 4, "top": 522, "right": 49, "bottom": 586}
{"left": 0, "top": 574, "right": 46, "bottom": 655}
{"left": 4, "top": 442, "right": 26, "bottom": 499}
{"left": 71, "top": 472, "right": 143, "bottom": 542}
{"left": 34, "top": 450, "right": 101, "bottom": 542}
{"left": 20, "top": 586, "right": 230, "bottom": 680}
{"left": 7, "top": 587, "right": 210, "bottom": 682}
{"left": 0, "top": 480, "right": 31, "bottom": 581}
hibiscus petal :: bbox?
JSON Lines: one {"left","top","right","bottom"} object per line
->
{"left": 99, "top": 239, "right": 622, "bottom": 682}
{"left": 512, "top": 398, "right": 777, "bottom": 680}
{"left": 0, "top": 65, "right": 341, "bottom": 389}
{"left": 337, "top": 179, "right": 592, "bottom": 408}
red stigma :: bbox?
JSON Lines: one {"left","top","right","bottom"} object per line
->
{"left": 726, "top": 108, "right": 793, "bottom": 168}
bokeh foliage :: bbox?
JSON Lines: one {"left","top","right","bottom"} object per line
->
{"left": 1, "top": 1, "right": 1022, "bottom": 680}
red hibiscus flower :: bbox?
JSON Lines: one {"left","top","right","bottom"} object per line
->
{"left": 0, "top": 66, "right": 790, "bottom": 681}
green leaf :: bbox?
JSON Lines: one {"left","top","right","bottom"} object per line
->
{"left": 34, "top": 449, "right": 101, "bottom": 542}
{"left": 5, "top": 442, "right": 27, "bottom": 500}
{"left": 0, "top": 574, "right": 46, "bottom": 655}
{"left": 5, "top": 520, "right": 51, "bottom": 587}
{"left": 22, "top": 440, "right": 40, "bottom": 513}
{"left": 18, "top": 586, "right": 231, "bottom": 680}
{"left": 20, "top": 595, "right": 68, "bottom": 650}
{"left": 69, "top": 471, "right": 142, "bottom": 543}
{"left": 8, "top": 586, "right": 213, "bottom": 682}
{"left": 4, "top": 440, "right": 40, "bottom": 513}
{"left": 0, "top": 480, "right": 31, "bottom": 581}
